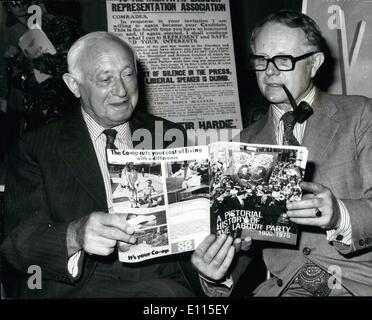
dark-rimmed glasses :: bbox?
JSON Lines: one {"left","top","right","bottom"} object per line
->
{"left": 250, "top": 52, "right": 317, "bottom": 71}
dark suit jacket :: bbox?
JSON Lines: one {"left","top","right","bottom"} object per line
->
{"left": 238, "top": 90, "right": 372, "bottom": 296}
{"left": 1, "top": 108, "right": 199, "bottom": 298}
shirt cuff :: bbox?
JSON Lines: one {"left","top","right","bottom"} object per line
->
{"left": 67, "top": 250, "right": 82, "bottom": 278}
{"left": 198, "top": 274, "right": 233, "bottom": 297}
{"left": 326, "top": 200, "right": 352, "bottom": 245}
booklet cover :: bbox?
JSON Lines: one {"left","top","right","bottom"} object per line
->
{"left": 209, "top": 142, "right": 308, "bottom": 245}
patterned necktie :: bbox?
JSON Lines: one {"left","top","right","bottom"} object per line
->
{"left": 281, "top": 112, "right": 300, "bottom": 146}
{"left": 103, "top": 129, "right": 118, "bottom": 150}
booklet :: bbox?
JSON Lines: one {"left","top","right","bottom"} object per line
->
{"left": 107, "top": 142, "right": 308, "bottom": 263}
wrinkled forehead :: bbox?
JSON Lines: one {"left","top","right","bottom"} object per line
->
{"left": 80, "top": 39, "right": 135, "bottom": 74}
{"left": 84, "top": 39, "right": 134, "bottom": 62}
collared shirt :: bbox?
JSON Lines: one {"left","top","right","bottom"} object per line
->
{"left": 68, "top": 107, "right": 133, "bottom": 277}
{"left": 271, "top": 86, "right": 351, "bottom": 246}
{"left": 272, "top": 85, "right": 316, "bottom": 145}
{"left": 82, "top": 108, "right": 133, "bottom": 214}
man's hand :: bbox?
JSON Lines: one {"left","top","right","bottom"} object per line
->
{"left": 67, "top": 212, "right": 137, "bottom": 257}
{"left": 233, "top": 236, "right": 252, "bottom": 252}
{"left": 286, "top": 181, "right": 341, "bottom": 230}
{"left": 191, "top": 234, "right": 235, "bottom": 282}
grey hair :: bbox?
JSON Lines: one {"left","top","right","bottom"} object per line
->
{"left": 67, "top": 31, "right": 137, "bottom": 81}
{"left": 250, "top": 10, "right": 326, "bottom": 54}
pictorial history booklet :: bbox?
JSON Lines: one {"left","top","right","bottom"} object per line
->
{"left": 107, "top": 142, "right": 308, "bottom": 262}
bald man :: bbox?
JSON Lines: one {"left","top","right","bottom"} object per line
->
{"left": 1, "top": 32, "right": 194, "bottom": 298}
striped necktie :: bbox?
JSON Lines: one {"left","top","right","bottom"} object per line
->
{"left": 102, "top": 129, "right": 118, "bottom": 171}
{"left": 103, "top": 129, "right": 118, "bottom": 150}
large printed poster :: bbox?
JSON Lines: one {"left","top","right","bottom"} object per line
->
{"left": 106, "top": 0, "right": 242, "bottom": 134}
{"left": 303, "top": 0, "right": 372, "bottom": 98}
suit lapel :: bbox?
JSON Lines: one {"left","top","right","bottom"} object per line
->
{"left": 302, "top": 91, "right": 340, "bottom": 164}
{"left": 245, "top": 93, "right": 340, "bottom": 161}
{"left": 251, "top": 109, "right": 277, "bottom": 145}
{"left": 57, "top": 110, "right": 107, "bottom": 210}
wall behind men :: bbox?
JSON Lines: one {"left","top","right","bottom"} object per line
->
{"left": 41, "top": 0, "right": 300, "bottom": 130}
{"left": 304, "top": 1, "right": 372, "bottom": 99}
{"left": 43, "top": 0, "right": 301, "bottom": 129}
{"left": 42, "top": 0, "right": 107, "bottom": 33}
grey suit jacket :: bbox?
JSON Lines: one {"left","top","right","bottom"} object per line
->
{"left": 239, "top": 90, "right": 372, "bottom": 296}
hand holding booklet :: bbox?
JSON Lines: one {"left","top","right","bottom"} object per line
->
{"left": 107, "top": 142, "right": 308, "bottom": 263}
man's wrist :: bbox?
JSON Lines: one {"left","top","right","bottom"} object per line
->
{"left": 199, "top": 273, "right": 233, "bottom": 288}
{"left": 66, "top": 219, "right": 84, "bottom": 257}
{"left": 330, "top": 198, "right": 342, "bottom": 230}
{"left": 333, "top": 212, "right": 342, "bottom": 230}
{"left": 326, "top": 200, "right": 352, "bottom": 245}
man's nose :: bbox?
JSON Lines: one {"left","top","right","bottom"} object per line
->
{"left": 265, "top": 61, "right": 280, "bottom": 76}
{"left": 112, "top": 78, "right": 127, "bottom": 97}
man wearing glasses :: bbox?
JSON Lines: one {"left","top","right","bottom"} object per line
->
{"left": 192, "top": 10, "right": 372, "bottom": 296}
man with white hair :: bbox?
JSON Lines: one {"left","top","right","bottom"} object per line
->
{"left": 1, "top": 31, "right": 193, "bottom": 298}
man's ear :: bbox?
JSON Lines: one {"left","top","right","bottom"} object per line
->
{"left": 310, "top": 52, "right": 325, "bottom": 78}
{"left": 62, "top": 73, "right": 81, "bottom": 98}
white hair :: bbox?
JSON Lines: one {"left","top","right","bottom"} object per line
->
{"left": 67, "top": 31, "right": 137, "bottom": 81}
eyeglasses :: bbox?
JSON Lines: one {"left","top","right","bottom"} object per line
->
{"left": 250, "top": 52, "right": 317, "bottom": 71}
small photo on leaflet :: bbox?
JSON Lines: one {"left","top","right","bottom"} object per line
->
{"left": 165, "top": 159, "right": 209, "bottom": 204}
{"left": 110, "top": 162, "right": 164, "bottom": 209}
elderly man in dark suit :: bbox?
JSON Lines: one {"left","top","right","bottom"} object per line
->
{"left": 1, "top": 32, "right": 195, "bottom": 298}
{"left": 192, "top": 10, "right": 372, "bottom": 296}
